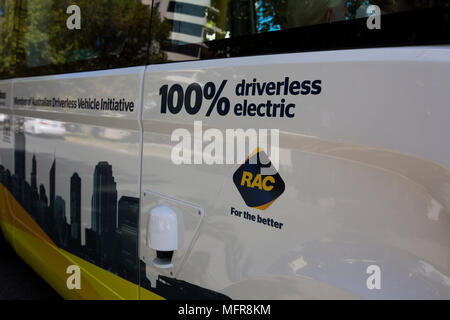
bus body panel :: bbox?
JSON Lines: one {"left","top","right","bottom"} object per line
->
{"left": 1, "top": 67, "right": 150, "bottom": 299}
{"left": 0, "top": 80, "right": 15, "bottom": 247}
{"left": 0, "top": 47, "right": 449, "bottom": 299}
{"left": 139, "top": 47, "right": 450, "bottom": 299}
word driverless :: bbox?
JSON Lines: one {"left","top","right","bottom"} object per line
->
{"left": 171, "top": 121, "right": 279, "bottom": 170}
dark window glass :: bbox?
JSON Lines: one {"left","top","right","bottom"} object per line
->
{"left": 0, "top": 0, "right": 16, "bottom": 79}
{"left": 167, "top": 19, "right": 204, "bottom": 36}
{"left": 149, "top": 0, "right": 450, "bottom": 64}
{"left": 14, "top": 0, "right": 152, "bottom": 78}
{"left": 167, "top": 1, "right": 206, "bottom": 18}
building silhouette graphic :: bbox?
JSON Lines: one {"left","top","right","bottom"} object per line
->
{"left": 116, "top": 196, "right": 139, "bottom": 282}
{"left": 0, "top": 131, "right": 140, "bottom": 283}
{"left": 54, "top": 196, "right": 68, "bottom": 247}
{"left": 31, "top": 155, "right": 37, "bottom": 192}
{"left": 90, "top": 161, "right": 118, "bottom": 270}
{"left": 70, "top": 173, "right": 82, "bottom": 253}
{"left": 0, "top": 126, "right": 229, "bottom": 299}
{"left": 14, "top": 123, "right": 25, "bottom": 180}
{"left": 49, "top": 160, "right": 55, "bottom": 209}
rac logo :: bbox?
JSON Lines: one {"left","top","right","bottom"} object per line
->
{"left": 233, "top": 148, "right": 285, "bottom": 210}
{"left": 240, "top": 172, "right": 275, "bottom": 191}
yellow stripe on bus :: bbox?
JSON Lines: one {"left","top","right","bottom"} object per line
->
{"left": 0, "top": 184, "right": 164, "bottom": 300}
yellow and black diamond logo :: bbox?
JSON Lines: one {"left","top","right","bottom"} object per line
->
{"left": 233, "top": 148, "right": 285, "bottom": 210}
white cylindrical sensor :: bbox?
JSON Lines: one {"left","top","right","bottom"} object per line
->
{"left": 148, "top": 205, "right": 178, "bottom": 252}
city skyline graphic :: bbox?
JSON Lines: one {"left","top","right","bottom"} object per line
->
{"left": 0, "top": 122, "right": 230, "bottom": 299}
{"left": 1, "top": 125, "right": 140, "bottom": 283}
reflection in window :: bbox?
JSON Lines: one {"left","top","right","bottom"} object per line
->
{"left": 0, "top": 0, "right": 16, "bottom": 78}
{"left": 15, "top": 0, "right": 155, "bottom": 76}
{"left": 152, "top": 0, "right": 449, "bottom": 63}
{"left": 255, "top": 0, "right": 280, "bottom": 33}
{"left": 24, "top": 0, "right": 52, "bottom": 68}
{"left": 168, "top": 1, "right": 206, "bottom": 17}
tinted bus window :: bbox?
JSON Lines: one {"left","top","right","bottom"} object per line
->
{"left": 14, "top": 0, "right": 152, "bottom": 77}
{"left": 150, "top": 0, "right": 450, "bottom": 63}
{"left": 167, "top": 1, "right": 206, "bottom": 17}
{"left": 0, "top": 0, "right": 16, "bottom": 79}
